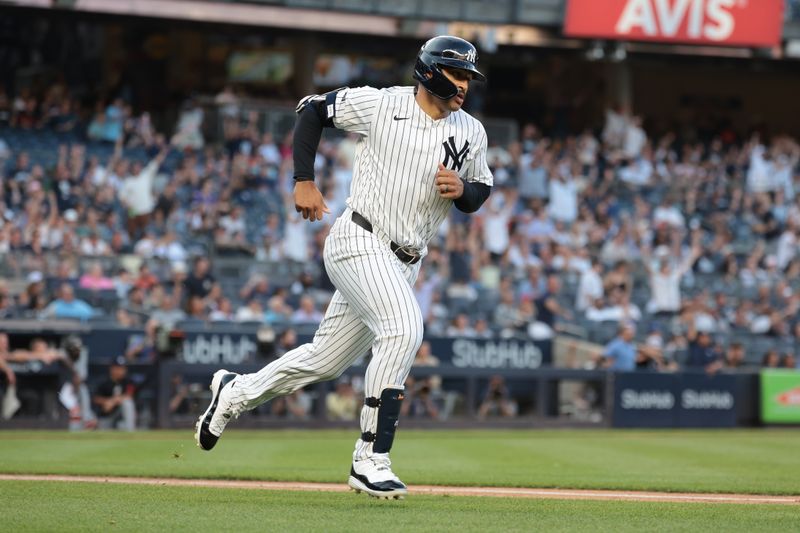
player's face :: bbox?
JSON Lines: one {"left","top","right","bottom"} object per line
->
{"left": 441, "top": 67, "right": 473, "bottom": 111}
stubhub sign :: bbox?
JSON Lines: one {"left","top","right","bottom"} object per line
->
{"left": 613, "top": 373, "right": 737, "bottom": 427}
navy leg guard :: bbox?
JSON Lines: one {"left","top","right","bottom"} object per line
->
{"left": 360, "top": 387, "right": 404, "bottom": 453}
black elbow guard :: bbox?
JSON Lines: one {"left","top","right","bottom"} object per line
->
{"left": 293, "top": 89, "right": 343, "bottom": 181}
{"left": 454, "top": 180, "right": 491, "bottom": 213}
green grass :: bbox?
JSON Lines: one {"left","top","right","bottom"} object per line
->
{"left": 0, "top": 429, "right": 798, "bottom": 495}
{"left": 1, "top": 480, "right": 798, "bottom": 533}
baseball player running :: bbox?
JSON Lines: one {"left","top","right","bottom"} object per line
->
{"left": 196, "top": 35, "right": 493, "bottom": 499}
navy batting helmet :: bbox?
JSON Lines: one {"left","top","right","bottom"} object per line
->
{"left": 413, "top": 36, "right": 486, "bottom": 100}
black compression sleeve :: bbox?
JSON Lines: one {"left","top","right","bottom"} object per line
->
{"left": 454, "top": 180, "right": 491, "bottom": 213}
{"left": 292, "top": 104, "right": 327, "bottom": 182}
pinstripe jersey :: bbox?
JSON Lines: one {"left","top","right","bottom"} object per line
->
{"left": 330, "top": 85, "right": 493, "bottom": 253}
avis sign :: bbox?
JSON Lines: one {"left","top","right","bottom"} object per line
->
{"left": 564, "top": 0, "right": 783, "bottom": 47}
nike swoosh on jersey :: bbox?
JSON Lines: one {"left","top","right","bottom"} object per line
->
{"left": 393, "top": 116, "right": 409, "bottom": 121}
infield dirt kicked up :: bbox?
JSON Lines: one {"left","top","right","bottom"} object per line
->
{"left": 2, "top": 474, "right": 798, "bottom": 505}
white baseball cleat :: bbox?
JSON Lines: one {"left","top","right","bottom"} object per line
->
{"left": 195, "top": 369, "right": 240, "bottom": 451}
{"left": 348, "top": 453, "right": 407, "bottom": 499}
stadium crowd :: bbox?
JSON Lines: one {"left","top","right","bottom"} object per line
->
{"left": 1, "top": 80, "right": 800, "bottom": 380}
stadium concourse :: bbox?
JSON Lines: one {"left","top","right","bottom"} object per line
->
{"left": 1, "top": 82, "right": 800, "bottom": 374}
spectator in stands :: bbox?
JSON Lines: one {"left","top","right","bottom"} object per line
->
{"left": 119, "top": 140, "right": 171, "bottom": 240}
{"left": 326, "top": 377, "right": 358, "bottom": 421}
{"left": 184, "top": 257, "right": 215, "bottom": 299}
{"left": 93, "top": 356, "right": 136, "bottom": 431}
{"left": 477, "top": 375, "right": 516, "bottom": 420}
{"left": 723, "top": 342, "right": 747, "bottom": 370}
{"left": 154, "top": 230, "right": 188, "bottom": 265}
{"left": 209, "top": 298, "right": 235, "bottom": 322}
{"left": 79, "top": 231, "right": 111, "bottom": 256}
{"left": 78, "top": 263, "right": 114, "bottom": 291}
{"left": 41, "top": 284, "right": 96, "bottom": 320}
{"left": 494, "top": 285, "right": 525, "bottom": 333}
{"left": 684, "top": 314, "right": 724, "bottom": 374}
{"left": 473, "top": 318, "right": 493, "bottom": 339}
{"left": 575, "top": 258, "right": 604, "bottom": 312}
{"left": 782, "top": 353, "right": 797, "bottom": 369}
{"left": 603, "top": 261, "right": 633, "bottom": 298}
{"left": 595, "top": 322, "right": 638, "bottom": 371}
{"left": 185, "top": 295, "right": 208, "bottom": 322}
{"left": 271, "top": 389, "right": 311, "bottom": 420}
{"left": 240, "top": 274, "right": 271, "bottom": 304}
{"left": 134, "top": 264, "right": 159, "bottom": 291}
{"left": 125, "top": 320, "right": 158, "bottom": 363}
{"left": 291, "top": 295, "right": 323, "bottom": 325}
{"left": 123, "top": 286, "right": 148, "bottom": 318}
{"left": 149, "top": 293, "right": 186, "bottom": 329}
{"left": 263, "top": 293, "right": 293, "bottom": 325}
{"left": 534, "top": 275, "right": 573, "bottom": 332}
{"left": 401, "top": 375, "right": 440, "bottom": 419}
{"left": 643, "top": 239, "right": 702, "bottom": 317}
{"left": 236, "top": 299, "right": 264, "bottom": 323}
{"left": 761, "top": 350, "right": 781, "bottom": 368}
{"left": 446, "top": 314, "right": 477, "bottom": 338}
{"left": 274, "top": 328, "right": 298, "bottom": 358}
{"left": 168, "top": 374, "right": 191, "bottom": 415}
{"left": 17, "top": 271, "right": 48, "bottom": 313}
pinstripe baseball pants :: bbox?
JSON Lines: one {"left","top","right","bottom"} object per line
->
{"left": 229, "top": 208, "right": 423, "bottom": 460}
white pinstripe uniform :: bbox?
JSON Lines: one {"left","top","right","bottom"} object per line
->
{"left": 228, "top": 85, "right": 492, "bottom": 460}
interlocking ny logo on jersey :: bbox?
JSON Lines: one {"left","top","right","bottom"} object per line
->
{"left": 442, "top": 136, "right": 470, "bottom": 171}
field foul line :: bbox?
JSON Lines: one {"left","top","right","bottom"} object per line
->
{"left": 1, "top": 474, "right": 798, "bottom": 505}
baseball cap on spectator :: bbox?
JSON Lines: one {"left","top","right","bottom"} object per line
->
{"left": 172, "top": 261, "right": 188, "bottom": 274}
{"left": 27, "top": 271, "right": 43, "bottom": 284}
{"left": 64, "top": 209, "right": 78, "bottom": 222}
{"left": 112, "top": 355, "right": 127, "bottom": 367}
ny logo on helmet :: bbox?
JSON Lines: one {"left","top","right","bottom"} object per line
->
{"left": 442, "top": 136, "right": 470, "bottom": 171}
{"left": 443, "top": 48, "right": 476, "bottom": 64}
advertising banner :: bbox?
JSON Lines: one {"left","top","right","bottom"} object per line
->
{"left": 761, "top": 370, "right": 800, "bottom": 424}
{"left": 564, "top": 0, "right": 784, "bottom": 47}
{"left": 675, "top": 373, "right": 737, "bottom": 427}
{"left": 83, "top": 327, "right": 552, "bottom": 369}
{"left": 613, "top": 372, "right": 678, "bottom": 427}
{"left": 613, "top": 372, "right": 738, "bottom": 427}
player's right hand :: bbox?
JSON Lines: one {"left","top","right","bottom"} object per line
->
{"left": 294, "top": 181, "right": 330, "bottom": 222}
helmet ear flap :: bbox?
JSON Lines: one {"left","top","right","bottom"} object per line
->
{"left": 414, "top": 55, "right": 458, "bottom": 100}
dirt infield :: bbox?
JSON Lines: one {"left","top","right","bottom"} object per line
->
{"left": 2, "top": 474, "right": 798, "bottom": 505}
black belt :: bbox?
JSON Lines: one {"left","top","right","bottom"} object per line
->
{"left": 351, "top": 211, "right": 421, "bottom": 265}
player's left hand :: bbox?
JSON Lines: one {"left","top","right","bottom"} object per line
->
{"left": 435, "top": 163, "right": 463, "bottom": 199}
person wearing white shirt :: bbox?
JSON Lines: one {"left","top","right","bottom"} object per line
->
{"left": 623, "top": 116, "right": 646, "bottom": 159}
{"left": 482, "top": 190, "right": 514, "bottom": 257}
{"left": 79, "top": 233, "right": 110, "bottom": 256}
{"left": 776, "top": 223, "right": 798, "bottom": 270}
{"left": 576, "top": 259, "right": 604, "bottom": 311}
{"left": 154, "top": 230, "right": 187, "bottom": 264}
{"left": 236, "top": 300, "right": 264, "bottom": 323}
{"left": 257, "top": 132, "right": 281, "bottom": 166}
{"left": 119, "top": 144, "right": 169, "bottom": 239}
{"left": 219, "top": 207, "right": 246, "bottom": 240}
{"left": 644, "top": 244, "right": 701, "bottom": 316}
{"left": 547, "top": 171, "right": 577, "bottom": 224}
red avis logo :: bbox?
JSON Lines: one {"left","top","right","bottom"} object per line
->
{"left": 615, "top": 0, "right": 745, "bottom": 42}
{"left": 776, "top": 387, "right": 800, "bottom": 406}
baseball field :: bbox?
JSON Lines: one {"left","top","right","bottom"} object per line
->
{"left": 1, "top": 428, "right": 798, "bottom": 531}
